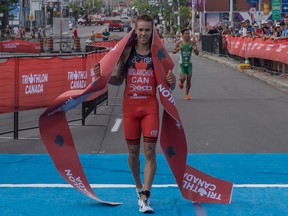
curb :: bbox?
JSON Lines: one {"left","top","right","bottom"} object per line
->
{"left": 200, "top": 53, "right": 288, "bottom": 92}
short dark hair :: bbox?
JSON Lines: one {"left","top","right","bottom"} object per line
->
{"left": 181, "top": 28, "right": 189, "bottom": 34}
{"left": 135, "top": 14, "right": 154, "bottom": 28}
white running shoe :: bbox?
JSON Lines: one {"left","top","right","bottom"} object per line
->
{"left": 139, "top": 197, "right": 154, "bottom": 213}
{"left": 136, "top": 188, "right": 143, "bottom": 205}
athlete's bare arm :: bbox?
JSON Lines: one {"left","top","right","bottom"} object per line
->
{"left": 192, "top": 41, "right": 199, "bottom": 56}
{"left": 167, "top": 70, "right": 176, "bottom": 90}
{"left": 109, "top": 47, "right": 132, "bottom": 85}
{"left": 93, "top": 60, "right": 125, "bottom": 85}
{"left": 172, "top": 41, "right": 181, "bottom": 54}
{"left": 108, "top": 60, "right": 125, "bottom": 85}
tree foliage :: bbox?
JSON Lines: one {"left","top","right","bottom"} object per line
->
{"left": 131, "top": 0, "right": 192, "bottom": 30}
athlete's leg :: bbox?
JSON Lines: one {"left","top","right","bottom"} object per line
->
{"left": 141, "top": 111, "right": 159, "bottom": 194}
{"left": 143, "top": 141, "right": 156, "bottom": 192}
{"left": 186, "top": 73, "right": 192, "bottom": 96}
{"left": 123, "top": 112, "right": 143, "bottom": 190}
{"left": 179, "top": 64, "right": 186, "bottom": 89}
{"left": 127, "top": 144, "right": 143, "bottom": 190}
{"left": 185, "top": 64, "right": 193, "bottom": 100}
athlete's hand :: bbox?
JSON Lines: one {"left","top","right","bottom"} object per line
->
{"left": 93, "top": 63, "right": 101, "bottom": 78}
{"left": 172, "top": 46, "right": 180, "bottom": 54}
{"left": 167, "top": 70, "right": 176, "bottom": 90}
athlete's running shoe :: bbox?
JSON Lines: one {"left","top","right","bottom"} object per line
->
{"left": 139, "top": 197, "right": 154, "bottom": 213}
{"left": 179, "top": 82, "right": 184, "bottom": 89}
{"left": 136, "top": 188, "right": 143, "bottom": 205}
{"left": 184, "top": 95, "right": 191, "bottom": 100}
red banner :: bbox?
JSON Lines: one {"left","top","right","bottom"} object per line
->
{"left": 152, "top": 33, "right": 233, "bottom": 203}
{"left": 39, "top": 34, "right": 131, "bottom": 205}
{"left": 39, "top": 29, "right": 233, "bottom": 205}
{"left": 226, "top": 36, "right": 288, "bottom": 64}
{"left": 0, "top": 53, "right": 107, "bottom": 113}
{"left": 0, "top": 39, "right": 41, "bottom": 53}
{"left": 0, "top": 59, "right": 17, "bottom": 113}
{"left": 90, "top": 40, "right": 120, "bottom": 49}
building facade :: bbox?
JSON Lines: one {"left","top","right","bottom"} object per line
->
{"left": 194, "top": 0, "right": 274, "bottom": 31}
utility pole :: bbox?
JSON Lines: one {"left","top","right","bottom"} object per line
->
{"left": 229, "top": 0, "right": 233, "bottom": 27}
{"left": 191, "top": 0, "right": 195, "bottom": 36}
{"left": 177, "top": 0, "right": 180, "bottom": 33}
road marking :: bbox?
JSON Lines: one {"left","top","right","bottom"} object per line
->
{"left": 111, "top": 118, "right": 122, "bottom": 132}
{"left": 1, "top": 184, "right": 288, "bottom": 188}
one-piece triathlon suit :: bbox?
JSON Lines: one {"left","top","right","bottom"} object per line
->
{"left": 179, "top": 42, "right": 193, "bottom": 75}
{"left": 121, "top": 47, "right": 159, "bottom": 145}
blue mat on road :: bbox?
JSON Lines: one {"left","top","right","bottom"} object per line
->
{"left": 1, "top": 154, "right": 288, "bottom": 216}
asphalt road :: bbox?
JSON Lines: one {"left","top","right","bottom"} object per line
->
{"left": 1, "top": 40, "right": 288, "bottom": 154}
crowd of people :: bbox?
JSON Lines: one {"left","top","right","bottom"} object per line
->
{"left": 207, "top": 15, "right": 288, "bottom": 41}
{"left": 1, "top": 25, "right": 47, "bottom": 39}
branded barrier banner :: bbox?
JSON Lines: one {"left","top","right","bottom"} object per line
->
{"left": 0, "top": 39, "right": 41, "bottom": 53}
{"left": 0, "top": 59, "right": 17, "bottom": 113}
{"left": 226, "top": 36, "right": 288, "bottom": 65}
{"left": 0, "top": 53, "right": 107, "bottom": 113}
{"left": 39, "top": 29, "right": 233, "bottom": 205}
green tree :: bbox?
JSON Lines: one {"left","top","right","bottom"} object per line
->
{"left": 82, "top": 0, "right": 103, "bottom": 14}
{"left": 69, "top": 2, "right": 81, "bottom": 18}
{"left": 131, "top": 0, "right": 192, "bottom": 32}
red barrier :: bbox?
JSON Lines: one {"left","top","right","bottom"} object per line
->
{"left": 0, "top": 39, "right": 41, "bottom": 53}
{"left": 225, "top": 36, "right": 288, "bottom": 65}
{"left": 0, "top": 52, "right": 107, "bottom": 113}
{"left": 90, "top": 40, "right": 120, "bottom": 49}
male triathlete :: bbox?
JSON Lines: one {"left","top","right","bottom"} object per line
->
{"left": 95, "top": 14, "right": 176, "bottom": 213}
{"left": 173, "top": 28, "right": 199, "bottom": 100}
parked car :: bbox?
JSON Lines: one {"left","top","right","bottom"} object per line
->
{"left": 108, "top": 20, "right": 124, "bottom": 32}
{"left": 120, "top": 16, "right": 130, "bottom": 27}
{"left": 89, "top": 14, "right": 105, "bottom": 25}
{"left": 77, "top": 16, "right": 87, "bottom": 25}
{"left": 99, "top": 13, "right": 106, "bottom": 21}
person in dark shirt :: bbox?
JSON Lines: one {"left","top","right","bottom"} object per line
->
{"left": 207, "top": 26, "right": 219, "bottom": 34}
{"left": 102, "top": 28, "right": 110, "bottom": 41}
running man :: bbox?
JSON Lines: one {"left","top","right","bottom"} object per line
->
{"left": 94, "top": 14, "right": 176, "bottom": 213}
{"left": 173, "top": 28, "right": 199, "bottom": 100}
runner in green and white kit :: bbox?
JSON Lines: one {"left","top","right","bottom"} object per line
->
{"left": 173, "top": 29, "right": 199, "bottom": 100}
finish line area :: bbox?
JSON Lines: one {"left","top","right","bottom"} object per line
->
{"left": 1, "top": 154, "right": 288, "bottom": 216}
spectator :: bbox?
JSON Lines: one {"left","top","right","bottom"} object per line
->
{"left": 13, "top": 26, "right": 19, "bottom": 38}
{"left": 280, "top": 21, "right": 287, "bottom": 37}
{"left": 89, "top": 30, "right": 96, "bottom": 41}
{"left": 238, "top": 20, "right": 248, "bottom": 37}
{"left": 270, "top": 24, "right": 280, "bottom": 40}
{"left": 280, "top": 16, "right": 288, "bottom": 39}
{"left": 245, "top": 19, "right": 255, "bottom": 37}
{"left": 72, "top": 26, "right": 78, "bottom": 50}
{"left": 5, "top": 25, "right": 11, "bottom": 37}
{"left": 266, "top": 19, "right": 274, "bottom": 35}
{"left": 221, "top": 24, "right": 231, "bottom": 35}
{"left": 156, "top": 28, "right": 164, "bottom": 40}
{"left": 31, "top": 27, "right": 36, "bottom": 39}
{"left": 252, "top": 23, "right": 262, "bottom": 37}
{"left": 207, "top": 26, "right": 219, "bottom": 34}
{"left": 273, "top": 20, "right": 288, "bottom": 41}
{"left": 102, "top": 28, "right": 110, "bottom": 41}
{"left": 127, "top": 24, "right": 132, "bottom": 33}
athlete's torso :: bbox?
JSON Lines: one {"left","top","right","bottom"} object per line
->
{"left": 179, "top": 42, "right": 193, "bottom": 66}
{"left": 123, "top": 47, "right": 157, "bottom": 104}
